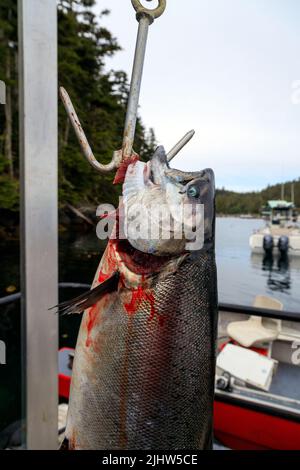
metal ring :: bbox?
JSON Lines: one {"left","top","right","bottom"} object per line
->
{"left": 131, "top": 0, "right": 166, "bottom": 20}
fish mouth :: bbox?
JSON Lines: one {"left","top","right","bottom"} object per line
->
{"left": 148, "top": 145, "right": 213, "bottom": 189}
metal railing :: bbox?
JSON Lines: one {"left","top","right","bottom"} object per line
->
{"left": 0, "top": 284, "right": 91, "bottom": 306}
{"left": 219, "top": 302, "right": 300, "bottom": 323}
{"left": 1, "top": 287, "right": 299, "bottom": 324}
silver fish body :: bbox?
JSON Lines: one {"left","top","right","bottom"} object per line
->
{"left": 64, "top": 148, "right": 218, "bottom": 450}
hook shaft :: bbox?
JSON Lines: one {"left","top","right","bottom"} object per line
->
{"left": 167, "top": 130, "right": 195, "bottom": 162}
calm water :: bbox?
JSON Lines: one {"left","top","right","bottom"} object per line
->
{"left": 1, "top": 217, "right": 300, "bottom": 434}
{"left": 1, "top": 217, "right": 300, "bottom": 311}
{"left": 216, "top": 217, "right": 300, "bottom": 312}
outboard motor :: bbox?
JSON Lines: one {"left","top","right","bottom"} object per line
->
{"left": 278, "top": 235, "right": 289, "bottom": 255}
{"left": 263, "top": 234, "right": 274, "bottom": 254}
{"left": 263, "top": 252, "right": 274, "bottom": 271}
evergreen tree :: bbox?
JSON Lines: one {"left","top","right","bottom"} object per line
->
{"left": 0, "top": 0, "right": 18, "bottom": 210}
{"left": 0, "top": 0, "right": 157, "bottom": 214}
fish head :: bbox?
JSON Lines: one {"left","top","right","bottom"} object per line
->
{"left": 122, "top": 146, "right": 215, "bottom": 256}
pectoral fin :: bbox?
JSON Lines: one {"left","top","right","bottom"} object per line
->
{"left": 50, "top": 272, "right": 119, "bottom": 315}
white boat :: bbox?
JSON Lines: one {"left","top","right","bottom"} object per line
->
{"left": 250, "top": 200, "right": 300, "bottom": 256}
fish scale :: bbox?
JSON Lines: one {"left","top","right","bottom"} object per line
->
{"left": 65, "top": 252, "right": 217, "bottom": 450}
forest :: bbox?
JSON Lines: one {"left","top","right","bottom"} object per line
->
{"left": 216, "top": 180, "right": 300, "bottom": 215}
{"left": 0, "top": 0, "right": 299, "bottom": 237}
{"left": 0, "top": 0, "right": 156, "bottom": 214}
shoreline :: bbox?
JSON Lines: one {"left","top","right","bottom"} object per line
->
{"left": 0, "top": 206, "right": 262, "bottom": 242}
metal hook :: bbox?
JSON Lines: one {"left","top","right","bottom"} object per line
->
{"left": 60, "top": 2, "right": 167, "bottom": 174}
{"left": 167, "top": 130, "right": 195, "bottom": 162}
{"left": 60, "top": 87, "right": 121, "bottom": 174}
{"left": 121, "top": 1, "right": 167, "bottom": 159}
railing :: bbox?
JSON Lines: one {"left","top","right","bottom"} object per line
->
{"left": 0, "top": 284, "right": 91, "bottom": 306}
{"left": 1, "top": 288, "right": 299, "bottom": 324}
{"left": 219, "top": 303, "right": 300, "bottom": 323}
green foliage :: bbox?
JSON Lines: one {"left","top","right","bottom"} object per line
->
{"left": 0, "top": 0, "right": 18, "bottom": 183}
{"left": 57, "top": 0, "right": 157, "bottom": 207}
{"left": 1, "top": 1, "right": 298, "bottom": 218}
{"left": 0, "top": 0, "right": 157, "bottom": 213}
{"left": 0, "top": 175, "right": 18, "bottom": 210}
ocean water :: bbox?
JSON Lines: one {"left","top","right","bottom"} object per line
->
{"left": 1, "top": 217, "right": 300, "bottom": 312}
{"left": 216, "top": 217, "right": 300, "bottom": 312}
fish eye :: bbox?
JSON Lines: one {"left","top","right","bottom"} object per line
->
{"left": 187, "top": 185, "right": 199, "bottom": 198}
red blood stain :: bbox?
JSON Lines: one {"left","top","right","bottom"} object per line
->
{"left": 113, "top": 155, "right": 140, "bottom": 185}
{"left": 85, "top": 235, "right": 167, "bottom": 349}
{"left": 116, "top": 239, "right": 172, "bottom": 275}
{"left": 124, "top": 285, "right": 147, "bottom": 315}
{"left": 85, "top": 303, "right": 99, "bottom": 347}
{"left": 98, "top": 271, "right": 111, "bottom": 283}
{"left": 123, "top": 282, "right": 164, "bottom": 326}
{"left": 68, "top": 430, "right": 76, "bottom": 450}
{"left": 98, "top": 210, "right": 117, "bottom": 221}
{"left": 97, "top": 241, "right": 117, "bottom": 283}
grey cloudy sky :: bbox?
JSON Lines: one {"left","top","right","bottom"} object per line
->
{"left": 95, "top": 0, "right": 300, "bottom": 192}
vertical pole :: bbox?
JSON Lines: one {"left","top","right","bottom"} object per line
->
{"left": 281, "top": 183, "right": 285, "bottom": 201}
{"left": 122, "top": 15, "right": 150, "bottom": 158}
{"left": 18, "top": 0, "right": 58, "bottom": 449}
{"left": 0, "top": 80, "right": 5, "bottom": 104}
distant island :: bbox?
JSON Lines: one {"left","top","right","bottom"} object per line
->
{"left": 216, "top": 179, "right": 299, "bottom": 216}
{"left": 0, "top": 177, "right": 299, "bottom": 241}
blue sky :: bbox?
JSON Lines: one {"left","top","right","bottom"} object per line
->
{"left": 95, "top": 0, "right": 300, "bottom": 192}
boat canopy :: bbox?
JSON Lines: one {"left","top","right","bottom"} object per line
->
{"left": 267, "top": 200, "right": 295, "bottom": 210}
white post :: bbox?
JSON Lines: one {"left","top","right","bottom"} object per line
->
{"left": 18, "top": 0, "right": 58, "bottom": 449}
{"left": 0, "top": 80, "right": 5, "bottom": 104}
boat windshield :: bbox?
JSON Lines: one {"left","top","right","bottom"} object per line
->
{"left": 271, "top": 208, "right": 293, "bottom": 225}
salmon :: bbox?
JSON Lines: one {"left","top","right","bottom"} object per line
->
{"left": 59, "top": 146, "right": 218, "bottom": 449}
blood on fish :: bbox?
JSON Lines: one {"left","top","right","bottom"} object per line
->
{"left": 113, "top": 155, "right": 140, "bottom": 185}
{"left": 98, "top": 210, "right": 117, "bottom": 221}
{"left": 68, "top": 430, "right": 76, "bottom": 450}
{"left": 84, "top": 238, "right": 167, "bottom": 349}
{"left": 98, "top": 271, "right": 111, "bottom": 283}
{"left": 116, "top": 239, "right": 172, "bottom": 275}
{"left": 124, "top": 285, "right": 147, "bottom": 315}
{"left": 119, "top": 315, "right": 133, "bottom": 449}
{"left": 85, "top": 303, "right": 99, "bottom": 347}
{"left": 97, "top": 241, "right": 117, "bottom": 283}
{"left": 123, "top": 282, "right": 164, "bottom": 326}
